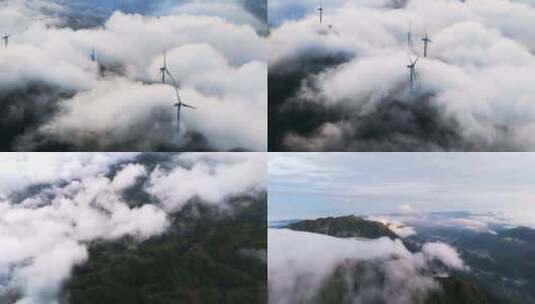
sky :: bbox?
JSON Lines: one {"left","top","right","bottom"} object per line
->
{"left": 268, "top": 153, "right": 535, "bottom": 221}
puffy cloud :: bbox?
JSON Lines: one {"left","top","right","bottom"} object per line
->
{"left": 110, "top": 163, "right": 146, "bottom": 191}
{"left": 269, "top": 228, "right": 465, "bottom": 304}
{"left": 422, "top": 242, "right": 466, "bottom": 270}
{"left": 0, "top": 153, "right": 266, "bottom": 303}
{"left": 0, "top": 152, "right": 139, "bottom": 197}
{"left": 372, "top": 217, "right": 417, "bottom": 238}
{"left": 0, "top": 1, "right": 267, "bottom": 151}
{"left": 147, "top": 152, "right": 266, "bottom": 211}
{"left": 0, "top": 172, "right": 170, "bottom": 303}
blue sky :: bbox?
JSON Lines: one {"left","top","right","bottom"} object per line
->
{"left": 268, "top": 153, "right": 535, "bottom": 221}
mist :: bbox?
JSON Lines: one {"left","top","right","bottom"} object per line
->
{"left": 269, "top": 0, "right": 535, "bottom": 151}
{"left": 0, "top": 153, "right": 266, "bottom": 303}
{"left": 268, "top": 229, "right": 466, "bottom": 304}
{"left": 0, "top": 0, "right": 267, "bottom": 151}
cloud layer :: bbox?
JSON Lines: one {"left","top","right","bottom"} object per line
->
{"left": 0, "top": 153, "right": 266, "bottom": 303}
{"left": 269, "top": 0, "right": 535, "bottom": 151}
{"left": 0, "top": 0, "right": 267, "bottom": 151}
{"left": 268, "top": 153, "right": 535, "bottom": 221}
{"left": 268, "top": 229, "right": 465, "bottom": 304}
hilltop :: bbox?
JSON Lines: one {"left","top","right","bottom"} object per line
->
{"left": 288, "top": 215, "right": 399, "bottom": 239}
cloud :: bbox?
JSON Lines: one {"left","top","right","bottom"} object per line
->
{"left": 0, "top": 1, "right": 267, "bottom": 151}
{"left": 156, "top": 1, "right": 267, "bottom": 32}
{"left": 422, "top": 242, "right": 466, "bottom": 270}
{"left": 0, "top": 152, "right": 139, "bottom": 197}
{"left": 268, "top": 228, "right": 466, "bottom": 304}
{"left": 269, "top": 0, "right": 535, "bottom": 151}
{"left": 268, "top": 152, "right": 535, "bottom": 220}
{"left": 147, "top": 153, "right": 266, "bottom": 211}
{"left": 0, "top": 153, "right": 266, "bottom": 303}
{"left": 372, "top": 217, "right": 417, "bottom": 238}
{"left": 110, "top": 163, "right": 146, "bottom": 191}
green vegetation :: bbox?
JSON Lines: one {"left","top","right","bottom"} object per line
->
{"left": 314, "top": 261, "right": 508, "bottom": 304}
{"left": 64, "top": 193, "right": 267, "bottom": 304}
{"left": 425, "top": 277, "right": 507, "bottom": 304}
{"left": 288, "top": 215, "right": 398, "bottom": 239}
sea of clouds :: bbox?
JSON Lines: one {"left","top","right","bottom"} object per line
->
{"left": 0, "top": 153, "right": 266, "bottom": 303}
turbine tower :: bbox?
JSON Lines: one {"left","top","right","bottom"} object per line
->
{"left": 318, "top": 0, "right": 324, "bottom": 24}
{"left": 159, "top": 51, "right": 168, "bottom": 84}
{"left": 164, "top": 68, "right": 193, "bottom": 133}
{"left": 90, "top": 48, "right": 96, "bottom": 62}
{"left": 407, "top": 55, "right": 419, "bottom": 91}
{"left": 422, "top": 31, "right": 432, "bottom": 57}
{"left": 173, "top": 87, "right": 196, "bottom": 133}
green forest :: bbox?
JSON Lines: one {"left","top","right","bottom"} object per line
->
{"left": 63, "top": 193, "right": 267, "bottom": 304}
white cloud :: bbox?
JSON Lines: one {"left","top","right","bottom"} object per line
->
{"left": 372, "top": 216, "right": 417, "bottom": 238}
{"left": 269, "top": 228, "right": 465, "bottom": 304}
{"left": 0, "top": 153, "right": 139, "bottom": 197}
{"left": 422, "top": 242, "right": 466, "bottom": 270}
{"left": 0, "top": 153, "right": 266, "bottom": 303}
{"left": 0, "top": 2, "right": 267, "bottom": 151}
{"left": 148, "top": 153, "right": 266, "bottom": 211}
{"left": 110, "top": 163, "right": 147, "bottom": 192}
{"left": 269, "top": 0, "right": 535, "bottom": 151}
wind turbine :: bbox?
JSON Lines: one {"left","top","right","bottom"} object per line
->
{"left": 2, "top": 33, "right": 13, "bottom": 48}
{"left": 318, "top": 0, "right": 324, "bottom": 24}
{"left": 407, "top": 55, "right": 419, "bottom": 91}
{"left": 173, "top": 87, "right": 196, "bottom": 133}
{"left": 422, "top": 30, "right": 432, "bottom": 57}
{"left": 164, "top": 67, "right": 193, "bottom": 133}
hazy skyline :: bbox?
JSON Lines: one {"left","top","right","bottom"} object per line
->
{"left": 269, "top": 153, "right": 535, "bottom": 221}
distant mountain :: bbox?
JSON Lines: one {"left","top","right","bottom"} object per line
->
{"left": 499, "top": 226, "right": 535, "bottom": 243}
{"left": 452, "top": 226, "right": 535, "bottom": 303}
{"left": 287, "top": 215, "right": 399, "bottom": 239}
{"left": 286, "top": 215, "right": 518, "bottom": 304}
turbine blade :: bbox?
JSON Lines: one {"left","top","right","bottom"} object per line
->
{"left": 182, "top": 103, "right": 196, "bottom": 110}
{"left": 165, "top": 70, "right": 180, "bottom": 89}
{"left": 172, "top": 86, "right": 184, "bottom": 104}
